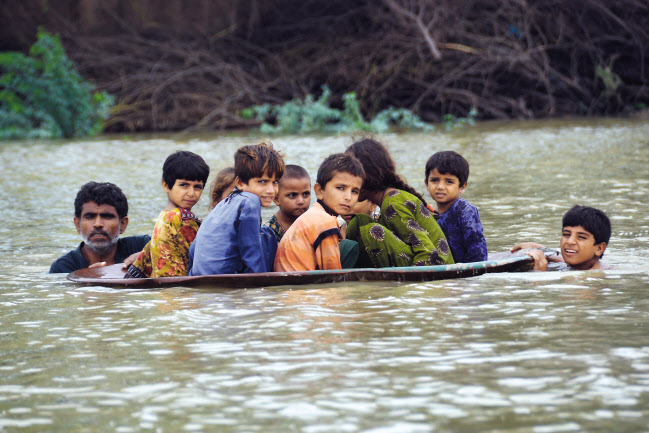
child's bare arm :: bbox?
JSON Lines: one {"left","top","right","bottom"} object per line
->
{"left": 510, "top": 242, "right": 545, "bottom": 252}
{"left": 525, "top": 249, "right": 548, "bottom": 271}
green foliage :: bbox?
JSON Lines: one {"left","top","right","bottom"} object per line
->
{"left": 596, "top": 64, "right": 622, "bottom": 97}
{"left": 241, "top": 85, "right": 436, "bottom": 134}
{"left": 0, "top": 30, "right": 114, "bottom": 140}
{"left": 442, "top": 107, "right": 478, "bottom": 131}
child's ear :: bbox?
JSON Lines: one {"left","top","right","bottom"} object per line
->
{"left": 314, "top": 183, "right": 324, "bottom": 200}
{"left": 460, "top": 182, "right": 468, "bottom": 193}
{"left": 595, "top": 242, "right": 607, "bottom": 258}
{"left": 234, "top": 176, "right": 246, "bottom": 190}
{"left": 162, "top": 180, "right": 171, "bottom": 192}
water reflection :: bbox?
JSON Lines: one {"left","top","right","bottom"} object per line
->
{"left": 1, "top": 119, "right": 649, "bottom": 432}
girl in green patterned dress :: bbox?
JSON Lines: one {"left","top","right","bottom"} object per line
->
{"left": 345, "top": 138, "right": 454, "bottom": 268}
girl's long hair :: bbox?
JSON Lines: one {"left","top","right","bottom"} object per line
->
{"left": 346, "top": 138, "right": 428, "bottom": 204}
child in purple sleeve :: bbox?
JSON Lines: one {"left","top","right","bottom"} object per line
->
{"left": 425, "top": 151, "right": 488, "bottom": 263}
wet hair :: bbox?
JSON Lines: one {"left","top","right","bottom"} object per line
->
{"left": 235, "top": 141, "right": 285, "bottom": 184}
{"left": 316, "top": 153, "right": 365, "bottom": 188}
{"left": 74, "top": 181, "right": 128, "bottom": 219}
{"left": 209, "top": 167, "right": 235, "bottom": 209}
{"left": 281, "top": 165, "right": 310, "bottom": 184}
{"left": 345, "top": 138, "right": 427, "bottom": 204}
{"left": 162, "top": 150, "right": 210, "bottom": 189}
{"left": 562, "top": 205, "right": 611, "bottom": 247}
{"left": 425, "top": 151, "right": 470, "bottom": 186}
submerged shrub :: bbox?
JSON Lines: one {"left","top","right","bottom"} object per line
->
{"left": 0, "top": 30, "right": 113, "bottom": 140}
{"left": 241, "top": 85, "right": 436, "bottom": 134}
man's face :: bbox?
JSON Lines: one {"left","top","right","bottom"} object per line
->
{"left": 74, "top": 201, "right": 128, "bottom": 254}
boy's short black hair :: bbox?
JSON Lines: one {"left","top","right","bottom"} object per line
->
{"left": 425, "top": 151, "right": 470, "bottom": 186}
{"left": 74, "top": 181, "right": 128, "bottom": 219}
{"left": 281, "top": 165, "right": 310, "bottom": 183}
{"left": 316, "top": 153, "right": 365, "bottom": 188}
{"left": 562, "top": 205, "right": 611, "bottom": 246}
{"left": 235, "top": 141, "right": 285, "bottom": 184}
{"left": 162, "top": 151, "right": 210, "bottom": 188}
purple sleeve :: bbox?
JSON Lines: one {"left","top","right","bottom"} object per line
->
{"left": 461, "top": 204, "right": 488, "bottom": 262}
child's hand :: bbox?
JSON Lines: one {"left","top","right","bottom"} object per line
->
{"left": 525, "top": 249, "right": 548, "bottom": 271}
{"left": 121, "top": 252, "right": 140, "bottom": 270}
{"left": 511, "top": 242, "right": 545, "bottom": 252}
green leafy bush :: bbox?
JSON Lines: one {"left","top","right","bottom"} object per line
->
{"left": 0, "top": 30, "right": 113, "bottom": 140}
{"left": 241, "top": 85, "right": 437, "bottom": 134}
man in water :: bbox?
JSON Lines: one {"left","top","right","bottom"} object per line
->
{"left": 49, "top": 181, "right": 150, "bottom": 273}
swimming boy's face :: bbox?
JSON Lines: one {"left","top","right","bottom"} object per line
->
{"left": 236, "top": 173, "right": 279, "bottom": 207}
{"left": 164, "top": 179, "right": 205, "bottom": 210}
{"left": 560, "top": 225, "right": 607, "bottom": 270}
{"left": 314, "top": 171, "right": 363, "bottom": 216}
{"left": 426, "top": 168, "right": 466, "bottom": 212}
{"left": 274, "top": 176, "right": 311, "bottom": 218}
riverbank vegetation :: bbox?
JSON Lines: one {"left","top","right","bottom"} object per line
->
{"left": 0, "top": 31, "right": 112, "bottom": 139}
{"left": 1, "top": 0, "right": 647, "bottom": 134}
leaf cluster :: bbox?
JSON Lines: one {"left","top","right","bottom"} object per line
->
{"left": 241, "top": 85, "right": 437, "bottom": 135}
{"left": 0, "top": 30, "right": 113, "bottom": 140}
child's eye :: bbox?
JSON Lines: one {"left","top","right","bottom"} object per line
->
{"left": 303, "top": 192, "right": 311, "bottom": 197}
{"left": 288, "top": 193, "right": 297, "bottom": 198}
{"left": 352, "top": 189, "right": 360, "bottom": 195}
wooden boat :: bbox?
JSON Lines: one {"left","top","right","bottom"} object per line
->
{"left": 67, "top": 250, "right": 548, "bottom": 289}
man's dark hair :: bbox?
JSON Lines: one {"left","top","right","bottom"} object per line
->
{"left": 425, "top": 151, "right": 470, "bottom": 186}
{"left": 162, "top": 150, "right": 210, "bottom": 189}
{"left": 74, "top": 181, "right": 129, "bottom": 219}
{"left": 562, "top": 205, "right": 611, "bottom": 246}
{"left": 316, "top": 153, "right": 365, "bottom": 188}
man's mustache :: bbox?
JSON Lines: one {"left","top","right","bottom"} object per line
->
{"left": 89, "top": 229, "right": 110, "bottom": 238}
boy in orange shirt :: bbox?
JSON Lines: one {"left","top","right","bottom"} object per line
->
{"left": 274, "top": 153, "right": 365, "bottom": 271}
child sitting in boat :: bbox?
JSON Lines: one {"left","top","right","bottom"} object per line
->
{"left": 274, "top": 153, "right": 365, "bottom": 271}
{"left": 511, "top": 205, "right": 611, "bottom": 271}
{"left": 189, "top": 142, "right": 285, "bottom": 275}
{"left": 126, "top": 150, "right": 210, "bottom": 278}
{"left": 208, "top": 166, "right": 235, "bottom": 209}
{"left": 264, "top": 164, "right": 312, "bottom": 242}
{"left": 344, "top": 138, "right": 454, "bottom": 268}
{"left": 425, "top": 151, "right": 488, "bottom": 263}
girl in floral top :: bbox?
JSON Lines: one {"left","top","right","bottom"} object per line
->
{"left": 345, "top": 138, "right": 454, "bottom": 268}
{"left": 127, "top": 151, "right": 210, "bottom": 278}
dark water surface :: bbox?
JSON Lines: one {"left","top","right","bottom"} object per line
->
{"left": 2, "top": 119, "right": 649, "bottom": 432}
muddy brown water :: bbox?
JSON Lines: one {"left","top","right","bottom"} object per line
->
{"left": 1, "top": 118, "right": 648, "bottom": 432}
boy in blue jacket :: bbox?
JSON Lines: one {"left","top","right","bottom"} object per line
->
{"left": 189, "top": 142, "right": 285, "bottom": 275}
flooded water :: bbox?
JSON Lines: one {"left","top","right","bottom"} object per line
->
{"left": 2, "top": 118, "right": 649, "bottom": 432}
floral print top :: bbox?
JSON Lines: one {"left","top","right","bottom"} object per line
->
{"left": 127, "top": 207, "right": 200, "bottom": 278}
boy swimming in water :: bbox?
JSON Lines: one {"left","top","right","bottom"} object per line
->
{"left": 511, "top": 205, "right": 611, "bottom": 271}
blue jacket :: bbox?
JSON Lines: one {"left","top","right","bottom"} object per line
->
{"left": 189, "top": 190, "right": 277, "bottom": 275}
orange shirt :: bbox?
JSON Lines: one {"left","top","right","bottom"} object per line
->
{"left": 273, "top": 203, "right": 341, "bottom": 271}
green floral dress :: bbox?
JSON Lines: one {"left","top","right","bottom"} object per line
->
{"left": 346, "top": 189, "right": 454, "bottom": 267}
